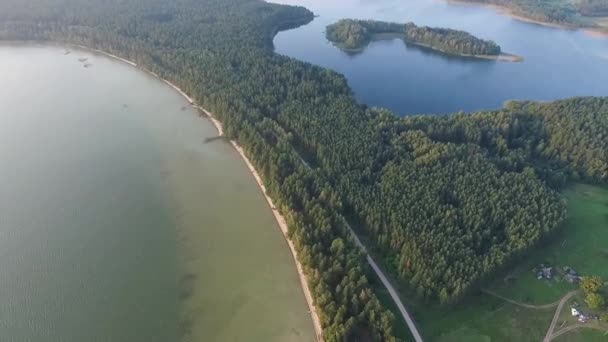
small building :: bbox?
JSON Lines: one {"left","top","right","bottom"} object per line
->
{"left": 572, "top": 307, "right": 590, "bottom": 323}
{"left": 541, "top": 267, "right": 553, "bottom": 279}
{"left": 565, "top": 273, "right": 580, "bottom": 283}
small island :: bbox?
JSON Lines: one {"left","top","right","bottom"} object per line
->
{"left": 326, "top": 19, "right": 522, "bottom": 61}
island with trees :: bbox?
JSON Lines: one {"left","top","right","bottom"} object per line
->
{"left": 326, "top": 19, "right": 522, "bottom": 61}
{"left": 0, "top": 0, "right": 607, "bottom": 340}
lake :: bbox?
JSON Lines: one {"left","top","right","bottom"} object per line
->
{"left": 271, "top": 0, "right": 608, "bottom": 115}
{"left": 0, "top": 44, "right": 314, "bottom": 342}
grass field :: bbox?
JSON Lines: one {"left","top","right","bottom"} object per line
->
{"left": 550, "top": 295, "right": 608, "bottom": 341}
{"left": 554, "top": 328, "right": 608, "bottom": 341}
{"left": 490, "top": 184, "right": 608, "bottom": 304}
{"left": 372, "top": 267, "right": 555, "bottom": 342}
{"left": 391, "top": 183, "right": 608, "bottom": 341}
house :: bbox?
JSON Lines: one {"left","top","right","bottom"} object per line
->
{"left": 541, "top": 266, "right": 553, "bottom": 279}
{"left": 572, "top": 307, "right": 590, "bottom": 323}
{"left": 565, "top": 273, "right": 580, "bottom": 283}
{"left": 534, "top": 264, "right": 554, "bottom": 280}
{"left": 562, "top": 266, "right": 580, "bottom": 283}
{"left": 565, "top": 266, "right": 578, "bottom": 276}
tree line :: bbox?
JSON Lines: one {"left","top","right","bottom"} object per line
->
{"left": 403, "top": 22, "right": 501, "bottom": 56}
{"left": 326, "top": 19, "right": 501, "bottom": 56}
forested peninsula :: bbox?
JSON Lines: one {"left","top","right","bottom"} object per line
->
{"left": 326, "top": 19, "right": 519, "bottom": 60}
{"left": 1, "top": 0, "right": 607, "bottom": 341}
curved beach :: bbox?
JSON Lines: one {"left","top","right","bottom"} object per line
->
{"left": 78, "top": 45, "right": 324, "bottom": 342}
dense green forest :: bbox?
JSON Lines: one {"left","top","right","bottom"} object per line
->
{"left": 326, "top": 19, "right": 501, "bottom": 56}
{"left": 1, "top": 0, "right": 607, "bottom": 341}
{"left": 404, "top": 98, "right": 608, "bottom": 186}
{"left": 326, "top": 19, "right": 402, "bottom": 50}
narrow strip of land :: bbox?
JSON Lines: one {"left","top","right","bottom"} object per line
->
{"left": 77, "top": 45, "right": 324, "bottom": 342}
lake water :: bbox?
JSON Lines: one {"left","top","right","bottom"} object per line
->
{"left": 271, "top": 0, "right": 608, "bottom": 115}
{"left": 0, "top": 44, "right": 314, "bottom": 342}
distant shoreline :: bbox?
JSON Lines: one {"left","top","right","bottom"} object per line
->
{"left": 446, "top": 0, "right": 608, "bottom": 35}
{"left": 71, "top": 43, "right": 324, "bottom": 342}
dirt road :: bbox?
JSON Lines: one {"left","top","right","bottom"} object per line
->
{"left": 482, "top": 289, "right": 564, "bottom": 309}
{"left": 345, "top": 222, "right": 423, "bottom": 342}
{"left": 542, "top": 291, "right": 580, "bottom": 342}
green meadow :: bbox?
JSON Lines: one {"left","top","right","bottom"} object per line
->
{"left": 374, "top": 183, "right": 608, "bottom": 341}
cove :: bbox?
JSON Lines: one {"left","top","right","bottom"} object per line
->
{"left": 0, "top": 44, "right": 315, "bottom": 342}
{"left": 270, "top": 0, "right": 608, "bottom": 115}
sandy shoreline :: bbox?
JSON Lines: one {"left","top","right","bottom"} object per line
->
{"left": 75, "top": 44, "right": 323, "bottom": 341}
